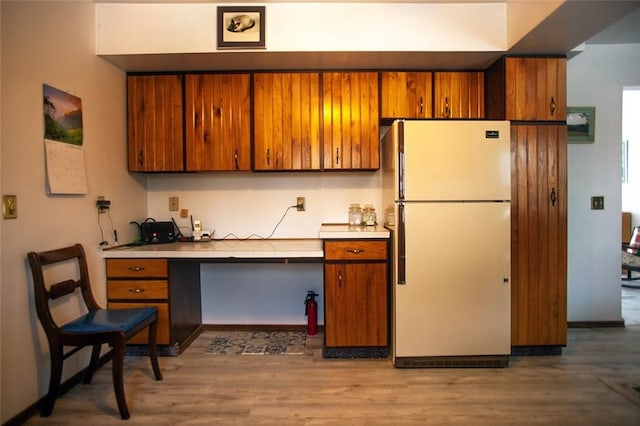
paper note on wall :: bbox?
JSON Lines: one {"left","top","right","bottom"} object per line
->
{"left": 44, "top": 138, "right": 88, "bottom": 194}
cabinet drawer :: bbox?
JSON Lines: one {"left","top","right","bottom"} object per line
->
{"left": 107, "top": 280, "right": 168, "bottom": 300}
{"left": 106, "top": 258, "right": 168, "bottom": 278}
{"left": 324, "top": 240, "right": 387, "bottom": 261}
{"left": 107, "top": 302, "right": 170, "bottom": 345}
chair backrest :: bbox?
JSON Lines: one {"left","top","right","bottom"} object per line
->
{"left": 28, "top": 244, "right": 102, "bottom": 338}
{"left": 629, "top": 227, "right": 640, "bottom": 255}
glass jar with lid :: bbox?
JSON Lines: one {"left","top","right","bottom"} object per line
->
{"left": 348, "top": 203, "right": 362, "bottom": 226}
{"left": 363, "top": 204, "right": 376, "bottom": 226}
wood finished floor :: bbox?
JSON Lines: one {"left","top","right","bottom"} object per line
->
{"left": 24, "top": 324, "right": 640, "bottom": 425}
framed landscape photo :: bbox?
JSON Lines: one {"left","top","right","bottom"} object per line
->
{"left": 217, "top": 6, "right": 265, "bottom": 49}
{"left": 567, "top": 107, "right": 596, "bottom": 143}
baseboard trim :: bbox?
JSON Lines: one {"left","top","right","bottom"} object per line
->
{"left": 202, "top": 324, "right": 324, "bottom": 332}
{"left": 511, "top": 345, "right": 563, "bottom": 356}
{"left": 568, "top": 320, "right": 625, "bottom": 328}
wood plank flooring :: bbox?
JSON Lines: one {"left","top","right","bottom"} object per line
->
{"left": 23, "top": 325, "right": 640, "bottom": 425}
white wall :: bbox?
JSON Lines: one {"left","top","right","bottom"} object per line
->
{"left": 566, "top": 43, "right": 640, "bottom": 322}
{"left": 96, "top": 2, "right": 509, "bottom": 54}
{"left": 0, "top": 2, "right": 147, "bottom": 422}
{"left": 146, "top": 171, "right": 382, "bottom": 324}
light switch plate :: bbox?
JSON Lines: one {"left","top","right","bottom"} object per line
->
{"left": 591, "top": 196, "right": 604, "bottom": 210}
{"left": 3, "top": 195, "right": 17, "bottom": 219}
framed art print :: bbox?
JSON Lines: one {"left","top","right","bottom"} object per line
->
{"left": 567, "top": 106, "right": 596, "bottom": 143}
{"left": 217, "top": 6, "right": 265, "bottom": 49}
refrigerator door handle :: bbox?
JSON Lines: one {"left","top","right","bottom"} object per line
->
{"left": 397, "top": 202, "right": 407, "bottom": 285}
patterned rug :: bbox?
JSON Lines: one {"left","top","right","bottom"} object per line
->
{"left": 204, "top": 330, "right": 307, "bottom": 355}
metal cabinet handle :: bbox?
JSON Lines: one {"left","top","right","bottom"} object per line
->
{"left": 127, "top": 266, "right": 146, "bottom": 272}
{"left": 338, "top": 270, "right": 342, "bottom": 287}
{"left": 551, "top": 187, "right": 557, "bottom": 207}
{"left": 550, "top": 96, "right": 556, "bottom": 115}
{"left": 419, "top": 97, "right": 424, "bottom": 114}
{"left": 266, "top": 148, "right": 270, "bottom": 166}
{"left": 128, "top": 288, "right": 144, "bottom": 294}
{"left": 335, "top": 147, "right": 340, "bottom": 165}
{"left": 138, "top": 151, "right": 144, "bottom": 167}
{"left": 444, "top": 97, "right": 450, "bottom": 118}
{"left": 234, "top": 149, "right": 239, "bottom": 170}
{"left": 347, "top": 249, "right": 364, "bottom": 254}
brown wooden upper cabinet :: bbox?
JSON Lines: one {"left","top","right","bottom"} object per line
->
{"left": 322, "top": 72, "right": 380, "bottom": 170}
{"left": 184, "top": 73, "right": 251, "bottom": 171}
{"left": 253, "top": 72, "right": 322, "bottom": 171}
{"left": 433, "top": 71, "right": 484, "bottom": 119}
{"left": 486, "top": 57, "right": 567, "bottom": 121}
{"left": 127, "top": 74, "right": 184, "bottom": 172}
{"left": 380, "top": 71, "right": 433, "bottom": 119}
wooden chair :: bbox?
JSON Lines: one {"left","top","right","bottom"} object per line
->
{"left": 28, "top": 243, "right": 162, "bottom": 419}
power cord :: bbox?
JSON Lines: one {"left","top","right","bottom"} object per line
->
{"left": 217, "top": 205, "right": 297, "bottom": 241}
{"left": 97, "top": 208, "right": 118, "bottom": 246}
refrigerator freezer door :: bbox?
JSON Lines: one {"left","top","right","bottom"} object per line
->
{"left": 393, "top": 202, "right": 511, "bottom": 358}
{"left": 402, "top": 121, "right": 510, "bottom": 201}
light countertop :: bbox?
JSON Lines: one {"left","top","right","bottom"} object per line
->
{"left": 103, "top": 225, "right": 389, "bottom": 259}
{"left": 102, "top": 239, "right": 324, "bottom": 259}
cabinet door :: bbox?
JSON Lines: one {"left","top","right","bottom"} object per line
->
{"left": 108, "top": 302, "right": 170, "bottom": 344}
{"left": 322, "top": 72, "right": 379, "bottom": 170}
{"left": 433, "top": 71, "right": 484, "bottom": 119}
{"left": 380, "top": 71, "right": 433, "bottom": 119}
{"left": 185, "top": 73, "right": 251, "bottom": 171}
{"left": 505, "top": 57, "right": 566, "bottom": 121}
{"left": 511, "top": 124, "right": 567, "bottom": 346}
{"left": 324, "top": 262, "right": 388, "bottom": 347}
{"left": 253, "top": 72, "right": 321, "bottom": 170}
{"left": 127, "top": 75, "right": 184, "bottom": 172}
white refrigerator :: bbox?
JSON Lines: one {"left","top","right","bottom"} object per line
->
{"left": 381, "top": 120, "right": 511, "bottom": 368}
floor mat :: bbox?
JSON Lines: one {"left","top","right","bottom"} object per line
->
{"left": 204, "top": 330, "right": 307, "bottom": 355}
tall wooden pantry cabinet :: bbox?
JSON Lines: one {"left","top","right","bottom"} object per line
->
{"left": 486, "top": 56, "right": 568, "bottom": 353}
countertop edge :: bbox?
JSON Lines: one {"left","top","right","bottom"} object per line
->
{"left": 103, "top": 228, "right": 390, "bottom": 259}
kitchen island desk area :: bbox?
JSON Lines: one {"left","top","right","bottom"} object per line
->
{"left": 103, "top": 226, "right": 390, "bottom": 356}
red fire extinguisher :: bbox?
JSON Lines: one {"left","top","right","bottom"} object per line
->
{"left": 304, "top": 291, "right": 319, "bottom": 336}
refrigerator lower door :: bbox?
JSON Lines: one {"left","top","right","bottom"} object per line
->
{"left": 393, "top": 202, "right": 511, "bottom": 362}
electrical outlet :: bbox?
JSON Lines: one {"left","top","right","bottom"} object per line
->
{"left": 169, "top": 196, "right": 179, "bottom": 211}
{"left": 296, "top": 197, "right": 306, "bottom": 212}
{"left": 96, "top": 196, "right": 110, "bottom": 213}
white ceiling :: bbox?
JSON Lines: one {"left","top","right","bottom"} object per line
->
{"left": 97, "top": 1, "right": 640, "bottom": 71}
{"left": 586, "top": 3, "right": 640, "bottom": 45}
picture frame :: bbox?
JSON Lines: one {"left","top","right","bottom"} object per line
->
{"left": 567, "top": 106, "right": 596, "bottom": 143}
{"left": 217, "top": 6, "right": 265, "bottom": 50}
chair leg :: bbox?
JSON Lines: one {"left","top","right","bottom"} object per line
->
{"left": 83, "top": 344, "right": 102, "bottom": 384}
{"left": 148, "top": 319, "right": 163, "bottom": 381}
{"left": 111, "top": 341, "right": 130, "bottom": 420}
{"left": 42, "top": 346, "right": 63, "bottom": 417}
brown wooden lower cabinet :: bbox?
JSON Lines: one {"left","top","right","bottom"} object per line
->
{"left": 323, "top": 240, "right": 388, "bottom": 348}
{"left": 108, "top": 301, "right": 171, "bottom": 344}
{"left": 106, "top": 258, "right": 202, "bottom": 355}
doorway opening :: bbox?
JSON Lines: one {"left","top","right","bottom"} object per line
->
{"left": 621, "top": 87, "right": 640, "bottom": 325}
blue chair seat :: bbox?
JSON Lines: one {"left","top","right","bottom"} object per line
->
{"left": 61, "top": 307, "right": 157, "bottom": 334}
